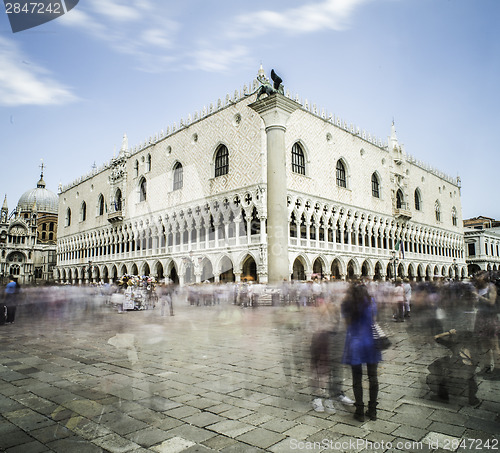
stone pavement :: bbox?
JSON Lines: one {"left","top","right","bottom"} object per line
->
{"left": 0, "top": 295, "right": 499, "bottom": 453}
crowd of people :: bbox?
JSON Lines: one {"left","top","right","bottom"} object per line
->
{"left": 273, "top": 273, "right": 500, "bottom": 420}
{"left": 1, "top": 272, "right": 499, "bottom": 421}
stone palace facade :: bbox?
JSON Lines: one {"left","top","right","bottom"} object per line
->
{"left": 55, "top": 68, "right": 466, "bottom": 285}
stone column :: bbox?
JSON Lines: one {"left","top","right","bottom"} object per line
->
{"left": 250, "top": 94, "right": 299, "bottom": 284}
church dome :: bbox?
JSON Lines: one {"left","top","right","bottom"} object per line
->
{"left": 17, "top": 175, "right": 58, "bottom": 214}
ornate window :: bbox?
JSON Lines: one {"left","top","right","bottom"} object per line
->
{"left": 336, "top": 160, "right": 346, "bottom": 188}
{"left": 173, "top": 162, "right": 183, "bottom": 191}
{"left": 98, "top": 194, "right": 105, "bottom": 216}
{"left": 414, "top": 189, "right": 422, "bottom": 211}
{"left": 114, "top": 189, "right": 122, "bottom": 211}
{"left": 371, "top": 173, "right": 380, "bottom": 198}
{"left": 81, "top": 202, "right": 87, "bottom": 221}
{"left": 215, "top": 145, "right": 229, "bottom": 177}
{"left": 139, "top": 178, "right": 147, "bottom": 202}
{"left": 65, "top": 208, "right": 71, "bottom": 227}
{"left": 396, "top": 189, "right": 404, "bottom": 209}
{"left": 134, "top": 160, "right": 139, "bottom": 178}
{"left": 291, "top": 143, "right": 305, "bottom": 175}
{"left": 146, "top": 154, "right": 151, "bottom": 172}
{"left": 451, "top": 206, "right": 457, "bottom": 226}
{"left": 435, "top": 201, "right": 441, "bottom": 222}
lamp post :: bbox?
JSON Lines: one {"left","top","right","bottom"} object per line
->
{"left": 391, "top": 250, "right": 399, "bottom": 282}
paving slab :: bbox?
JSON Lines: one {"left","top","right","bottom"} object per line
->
{"left": 0, "top": 298, "right": 498, "bottom": 452}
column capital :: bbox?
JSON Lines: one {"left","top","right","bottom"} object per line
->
{"left": 249, "top": 94, "right": 300, "bottom": 129}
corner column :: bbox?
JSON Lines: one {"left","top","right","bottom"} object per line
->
{"left": 249, "top": 94, "right": 299, "bottom": 284}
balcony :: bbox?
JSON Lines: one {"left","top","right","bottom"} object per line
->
{"left": 394, "top": 202, "right": 412, "bottom": 220}
{"left": 108, "top": 209, "right": 123, "bottom": 223}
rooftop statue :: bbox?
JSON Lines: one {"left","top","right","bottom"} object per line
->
{"left": 249, "top": 67, "right": 284, "bottom": 101}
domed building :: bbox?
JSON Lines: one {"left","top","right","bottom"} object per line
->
{"left": 0, "top": 166, "right": 58, "bottom": 285}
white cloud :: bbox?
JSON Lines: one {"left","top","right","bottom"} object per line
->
{"left": 190, "top": 45, "right": 250, "bottom": 73}
{"left": 88, "top": 0, "right": 140, "bottom": 22}
{"left": 58, "top": 0, "right": 178, "bottom": 71}
{"left": 0, "top": 37, "right": 77, "bottom": 107}
{"left": 231, "top": 0, "right": 370, "bottom": 37}
{"left": 57, "top": 0, "right": 369, "bottom": 73}
{"left": 141, "top": 29, "right": 173, "bottom": 49}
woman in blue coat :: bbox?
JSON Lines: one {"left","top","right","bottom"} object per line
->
{"left": 342, "top": 284, "right": 381, "bottom": 421}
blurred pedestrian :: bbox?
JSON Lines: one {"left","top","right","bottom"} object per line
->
{"left": 473, "top": 272, "right": 499, "bottom": 373}
{"left": 341, "top": 284, "right": 381, "bottom": 421}
{"left": 403, "top": 278, "right": 412, "bottom": 318}
{"left": 392, "top": 279, "right": 405, "bottom": 322}
{"left": 4, "top": 275, "right": 20, "bottom": 324}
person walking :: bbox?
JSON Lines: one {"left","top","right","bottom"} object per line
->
{"left": 4, "top": 275, "right": 20, "bottom": 324}
{"left": 341, "top": 283, "right": 381, "bottom": 422}
{"left": 473, "top": 272, "right": 499, "bottom": 373}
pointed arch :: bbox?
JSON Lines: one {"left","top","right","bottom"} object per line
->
{"left": 396, "top": 189, "right": 404, "bottom": 209}
{"left": 80, "top": 201, "right": 87, "bottom": 222}
{"left": 291, "top": 142, "right": 306, "bottom": 175}
{"left": 114, "top": 189, "right": 122, "bottom": 211}
{"left": 371, "top": 172, "right": 380, "bottom": 198}
{"left": 173, "top": 161, "right": 183, "bottom": 190}
{"left": 414, "top": 188, "right": 422, "bottom": 211}
{"left": 65, "top": 208, "right": 71, "bottom": 227}
{"left": 292, "top": 256, "right": 307, "bottom": 281}
{"left": 451, "top": 206, "right": 457, "bottom": 226}
{"left": 139, "top": 177, "right": 147, "bottom": 202}
{"left": 435, "top": 200, "right": 441, "bottom": 222}
{"left": 214, "top": 144, "right": 229, "bottom": 177}
{"left": 97, "top": 194, "right": 105, "bottom": 216}
{"left": 218, "top": 255, "right": 235, "bottom": 283}
{"left": 336, "top": 159, "right": 347, "bottom": 188}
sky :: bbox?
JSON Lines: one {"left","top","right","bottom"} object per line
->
{"left": 0, "top": 0, "right": 499, "bottom": 221}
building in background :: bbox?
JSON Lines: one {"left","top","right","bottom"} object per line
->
{"left": 55, "top": 67, "right": 466, "bottom": 285}
{"left": 1, "top": 167, "right": 58, "bottom": 285}
{"left": 464, "top": 216, "right": 500, "bottom": 275}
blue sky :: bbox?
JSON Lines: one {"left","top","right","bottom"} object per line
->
{"left": 1, "top": 0, "right": 499, "bottom": 220}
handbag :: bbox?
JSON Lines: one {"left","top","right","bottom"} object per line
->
{"left": 372, "top": 322, "right": 391, "bottom": 350}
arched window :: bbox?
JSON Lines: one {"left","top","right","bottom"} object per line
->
{"left": 114, "top": 189, "right": 122, "bottom": 211}
{"left": 66, "top": 208, "right": 71, "bottom": 227}
{"left": 336, "top": 160, "right": 346, "bottom": 188}
{"left": 98, "top": 194, "right": 105, "bottom": 216}
{"left": 139, "top": 178, "right": 147, "bottom": 202}
{"left": 291, "top": 143, "right": 305, "bottom": 175}
{"left": 414, "top": 189, "right": 422, "bottom": 211}
{"left": 134, "top": 160, "right": 139, "bottom": 177}
{"left": 451, "top": 207, "right": 457, "bottom": 226}
{"left": 435, "top": 201, "right": 441, "bottom": 222}
{"left": 215, "top": 145, "right": 229, "bottom": 177}
{"left": 146, "top": 154, "right": 151, "bottom": 172}
{"left": 396, "top": 189, "right": 404, "bottom": 209}
{"left": 81, "top": 202, "right": 87, "bottom": 221}
{"left": 371, "top": 173, "right": 380, "bottom": 198}
{"left": 173, "top": 162, "right": 183, "bottom": 190}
